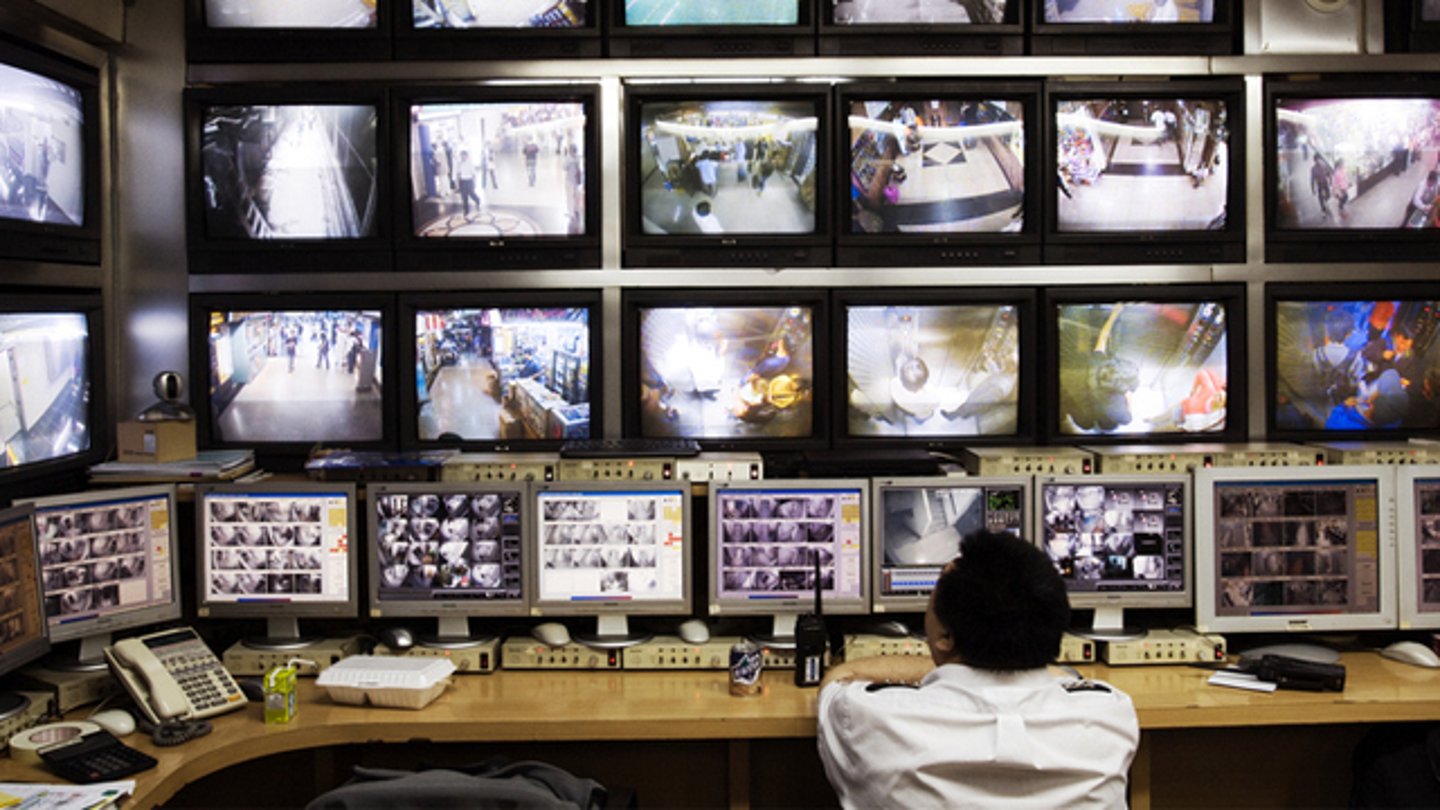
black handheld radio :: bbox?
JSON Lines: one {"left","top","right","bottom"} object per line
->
{"left": 794, "top": 555, "right": 827, "bottom": 687}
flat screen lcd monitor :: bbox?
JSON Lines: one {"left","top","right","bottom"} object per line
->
{"left": 847, "top": 97, "right": 1026, "bottom": 236}
{"left": 371, "top": 484, "right": 528, "bottom": 642}
{"left": 199, "top": 104, "right": 378, "bottom": 242}
{"left": 629, "top": 299, "right": 821, "bottom": 449}
{"left": 0, "top": 311, "right": 92, "bottom": 474}
{"left": 1194, "top": 466, "right": 1397, "bottom": 634}
{"left": 1268, "top": 292, "right": 1440, "bottom": 437}
{"left": 872, "top": 477, "right": 1027, "bottom": 613}
{"left": 1267, "top": 85, "right": 1440, "bottom": 262}
{"left": 843, "top": 300, "right": 1024, "bottom": 443}
{"left": 407, "top": 101, "right": 587, "bottom": 239}
{"left": 532, "top": 482, "right": 690, "bottom": 644}
{"left": 414, "top": 0, "right": 586, "bottom": 27}
{"left": 203, "top": 0, "right": 378, "bottom": 27}
{"left": 1052, "top": 296, "right": 1235, "bottom": 440}
{"left": 197, "top": 483, "right": 358, "bottom": 645}
{"left": 199, "top": 307, "right": 386, "bottom": 446}
{"left": 1398, "top": 468, "right": 1440, "bottom": 629}
{"left": 0, "top": 61, "right": 86, "bottom": 232}
{"left": 412, "top": 305, "right": 593, "bottom": 445}
{"left": 710, "top": 480, "right": 868, "bottom": 642}
{"left": 1035, "top": 475, "right": 1189, "bottom": 638}
{"left": 28, "top": 486, "right": 179, "bottom": 667}
{"left": 0, "top": 505, "right": 51, "bottom": 699}
{"left": 636, "top": 99, "right": 819, "bottom": 237}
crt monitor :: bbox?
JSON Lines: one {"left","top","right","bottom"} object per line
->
{"left": 1194, "top": 465, "right": 1398, "bottom": 635}
{"left": 370, "top": 483, "right": 529, "bottom": 646}
{"left": 190, "top": 294, "right": 396, "bottom": 467}
{"left": 835, "top": 286, "right": 1035, "bottom": 449}
{"left": 837, "top": 81, "right": 1040, "bottom": 266}
{"left": 185, "top": 86, "right": 390, "bottom": 274}
{"left": 397, "top": 0, "right": 599, "bottom": 59}
{"left": 394, "top": 85, "right": 600, "bottom": 271}
{"left": 0, "top": 505, "right": 49, "bottom": 719}
{"left": 0, "top": 294, "right": 103, "bottom": 501}
{"left": 185, "top": 0, "right": 391, "bottom": 62}
{"left": 26, "top": 486, "right": 179, "bottom": 670}
{"left": 1265, "top": 76, "right": 1440, "bottom": 263}
{"left": 606, "top": 0, "right": 816, "bottom": 57}
{"left": 195, "top": 482, "right": 359, "bottom": 648}
{"left": 624, "top": 84, "right": 833, "bottom": 268}
{"left": 622, "top": 288, "right": 829, "bottom": 453}
{"left": 1029, "top": 0, "right": 1235, "bottom": 55}
{"left": 402, "top": 291, "right": 600, "bottom": 450}
{"left": 818, "top": 0, "right": 1023, "bottom": 56}
{"left": 1266, "top": 283, "right": 1440, "bottom": 440}
{"left": 1034, "top": 474, "right": 1190, "bottom": 639}
{"left": 709, "top": 479, "right": 869, "bottom": 644}
{"left": 530, "top": 481, "right": 690, "bottom": 647}
{"left": 1043, "top": 79, "right": 1245, "bottom": 264}
{"left": 1043, "top": 284, "right": 1247, "bottom": 444}
{"left": 0, "top": 37, "right": 101, "bottom": 265}
{"left": 1397, "top": 466, "right": 1440, "bottom": 630}
{"left": 871, "top": 476, "right": 1028, "bottom": 614}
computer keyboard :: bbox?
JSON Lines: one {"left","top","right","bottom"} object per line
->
{"left": 560, "top": 438, "right": 702, "bottom": 458}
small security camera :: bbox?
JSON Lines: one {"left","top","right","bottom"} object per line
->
{"left": 138, "top": 371, "right": 195, "bottom": 422}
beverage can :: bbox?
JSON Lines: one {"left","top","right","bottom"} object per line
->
{"left": 729, "top": 639, "right": 763, "bottom": 696}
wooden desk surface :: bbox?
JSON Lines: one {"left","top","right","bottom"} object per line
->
{"left": 5, "top": 653, "right": 1439, "bottom": 808}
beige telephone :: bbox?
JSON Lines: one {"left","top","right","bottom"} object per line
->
{"left": 104, "top": 627, "right": 246, "bottom": 725}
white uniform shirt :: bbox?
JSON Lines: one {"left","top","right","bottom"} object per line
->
{"left": 817, "top": 664, "right": 1139, "bottom": 809}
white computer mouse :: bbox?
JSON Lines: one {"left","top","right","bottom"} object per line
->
{"left": 90, "top": 709, "right": 137, "bottom": 736}
{"left": 1380, "top": 640, "right": 1440, "bottom": 669}
{"left": 533, "top": 622, "right": 572, "bottom": 648}
{"left": 677, "top": 619, "right": 710, "bottom": 645}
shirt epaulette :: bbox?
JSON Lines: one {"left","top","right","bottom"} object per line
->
{"left": 1061, "top": 679, "right": 1113, "bottom": 694}
{"left": 864, "top": 682, "right": 921, "bottom": 693}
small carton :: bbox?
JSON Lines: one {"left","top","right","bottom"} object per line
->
{"left": 264, "top": 663, "right": 298, "bottom": 724}
{"left": 116, "top": 420, "right": 197, "bottom": 463}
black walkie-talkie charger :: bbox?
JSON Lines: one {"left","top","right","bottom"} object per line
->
{"left": 794, "top": 555, "right": 827, "bottom": 687}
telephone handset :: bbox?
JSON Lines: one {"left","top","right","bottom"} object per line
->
{"left": 103, "top": 627, "right": 246, "bottom": 726}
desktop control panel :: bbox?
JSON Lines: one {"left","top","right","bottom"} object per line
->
{"left": 222, "top": 638, "right": 362, "bottom": 677}
{"left": 674, "top": 454, "right": 764, "bottom": 483}
{"left": 500, "top": 638, "right": 621, "bottom": 670}
{"left": 441, "top": 454, "right": 557, "bottom": 483}
{"left": 374, "top": 639, "right": 499, "bottom": 673}
{"left": 557, "top": 458, "right": 675, "bottom": 482}
{"left": 13, "top": 667, "right": 124, "bottom": 714}
{"left": 1100, "top": 630, "right": 1227, "bottom": 666}
{"left": 1309, "top": 441, "right": 1440, "bottom": 466}
{"left": 622, "top": 637, "right": 734, "bottom": 670}
{"left": 960, "top": 447, "right": 1094, "bottom": 477}
{"left": 1088, "top": 443, "right": 1322, "bottom": 474}
{"left": 842, "top": 633, "right": 1094, "bottom": 664}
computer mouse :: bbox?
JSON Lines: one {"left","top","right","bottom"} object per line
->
{"left": 377, "top": 626, "right": 415, "bottom": 652}
{"left": 677, "top": 619, "right": 710, "bottom": 645}
{"left": 90, "top": 709, "right": 136, "bottom": 737}
{"left": 1380, "top": 640, "right": 1440, "bottom": 668}
{"left": 871, "top": 620, "right": 913, "bottom": 639}
{"left": 237, "top": 678, "right": 266, "bottom": 703}
{"left": 533, "top": 622, "right": 571, "bottom": 647}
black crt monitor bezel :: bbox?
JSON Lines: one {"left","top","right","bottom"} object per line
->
{"left": 605, "top": 0, "right": 817, "bottom": 57}
{"left": 835, "top": 80, "right": 1041, "bottom": 267}
{"left": 1264, "top": 281, "right": 1440, "bottom": 442}
{"left": 1041, "top": 78, "right": 1247, "bottom": 265}
{"left": 1028, "top": 0, "right": 1237, "bottom": 55}
{"left": 0, "top": 36, "right": 102, "bottom": 266}
{"left": 391, "top": 83, "right": 602, "bottom": 272}
{"left": 184, "top": 0, "right": 393, "bottom": 63}
{"left": 398, "top": 288, "right": 603, "bottom": 451}
{"left": 0, "top": 291, "right": 106, "bottom": 503}
{"left": 1040, "top": 282, "right": 1249, "bottom": 445}
{"left": 24, "top": 485, "right": 183, "bottom": 646}
{"left": 184, "top": 84, "right": 393, "bottom": 274}
{"left": 194, "top": 481, "right": 361, "bottom": 621}
{"left": 1403, "top": 0, "right": 1440, "bottom": 52}
{"left": 188, "top": 292, "right": 400, "bottom": 469}
{"left": 817, "top": 0, "right": 1023, "bottom": 55}
{"left": 0, "top": 504, "right": 50, "bottom": 678}
{"left": 870, "top": 475, "right": 1030, "bottom": 614}
{"left": 831, "top": 286, "right": 1038, "bottom": 451}
{"left": 620, "top": 287, "right": 832, "bottom": 453}
{"left": 622, "top": 82, "right": 834, "bottom": 269}
{"left": 367, "top": 481, "right": 533, "bottom": 620}
{"left": 1264, "top": 75, "right": 1440, "bottom": 264}
{"left": 528, "top": 479, "right": 693, "bottom": 619}
{"left": 395, "top": 0, "right": 601, "bottom": 59}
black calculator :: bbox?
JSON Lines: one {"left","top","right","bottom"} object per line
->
{"left": 38, "top": 729, "right": 158, "bottom": 784}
